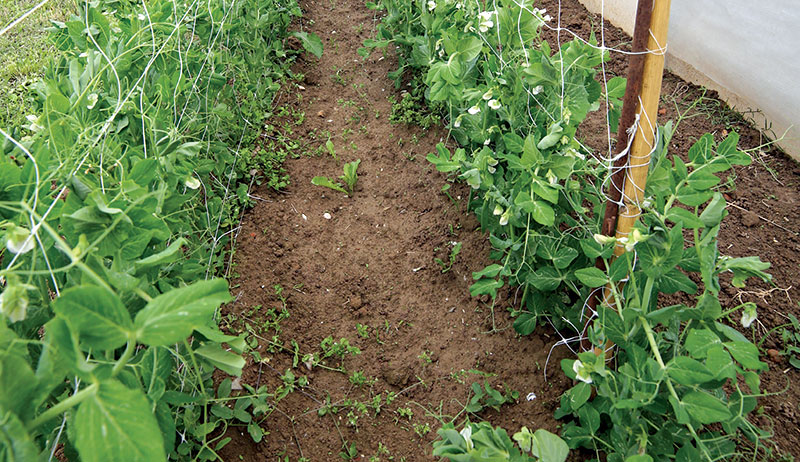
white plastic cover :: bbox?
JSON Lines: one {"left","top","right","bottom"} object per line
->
{"left": 577, "top": 0, "right": 800, "bottom": 159}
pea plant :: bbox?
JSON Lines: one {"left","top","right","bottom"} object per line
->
{"left": 559, "top": 128, "right": 772, "bottom": 461}
{"left": 433, "top": 421, "right": 568, "bottom": 462}
{"left": 366, "top": 0, "right": 776, "bottom": 460}
{"left": 364, "top": 0, "right": 620, "bottom": 334}
{"left": 0, "top": 0, "right": 314, "bottom": 459}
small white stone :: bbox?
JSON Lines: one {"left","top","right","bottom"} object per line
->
{"left": 301, "top": 214, "right": 307, "bottom": 220}
{"left": 323, "top": 212, "right": 332, "bottom": 220}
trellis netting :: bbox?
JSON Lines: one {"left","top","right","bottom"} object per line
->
{"left": 579, "top": 0, "right": 800, "bottom": 160}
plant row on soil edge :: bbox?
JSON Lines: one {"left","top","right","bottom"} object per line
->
{"left": 362, "top": 0, "right": 777, "bottom": 460}
{"left": 0, "top": 0, "right": 323, "bottom": 460}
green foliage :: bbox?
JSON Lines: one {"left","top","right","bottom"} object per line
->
{"left": 312, "top": 158, "right": 362, "bottom": 196}
{"left": 388, "top": 91, "right": 441, "bottom": 129}
{"left": 292, "top": 31, "right": 324, "bottom": 58}
{"left": 433, "top": 421, "right": 568, "bottom": 462}
{"left": 464, "top": 381, "right": 518, "bottom": 414}
{"left": 780, "top": 313, "right": 800, "bottom": 369}
{"left": 0, "top": 0, "right": 304, "bottom": 459}
{"left": 556, "top": 129, "right": 772, "bottom": 461}
{"left": 365, "top": 0, "right": 613, "bottom": 330}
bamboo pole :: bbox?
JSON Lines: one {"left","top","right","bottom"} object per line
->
{"left": 594, "top": 0, "right": 671, "bottom": 357}
{"left": 613, "top": 0, "right": 671, "bottom": 248}
{"left": 580, "top": 0, "right": 652, "bottom": 353}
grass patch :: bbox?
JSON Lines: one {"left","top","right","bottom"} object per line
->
{"left": 0, "top": 0, "right": 71, "bottom": 128}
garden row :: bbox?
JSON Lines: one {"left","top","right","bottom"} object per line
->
{"left": 364, "top": 0, "right": 775, "bottom": 460}
{"left": 0, "top": 0, "right": 321, "bottom": 460}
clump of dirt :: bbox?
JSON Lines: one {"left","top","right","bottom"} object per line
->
{"left": 220, "top": 0, "right": 800, "bottom": 459}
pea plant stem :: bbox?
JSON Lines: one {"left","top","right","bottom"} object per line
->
{"left": 28, "top": 383, "right": 98, "bottom": 431}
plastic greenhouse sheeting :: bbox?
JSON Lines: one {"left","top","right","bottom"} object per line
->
{"left": 577, "top": 0, "right": 800, "bottom": 159}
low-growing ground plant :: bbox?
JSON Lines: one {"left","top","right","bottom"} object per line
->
{"left": 312, "top": 159, "right": 362, "bottom": 195}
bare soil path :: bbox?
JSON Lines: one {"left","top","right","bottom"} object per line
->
{"left": 220, "top": 0, "right": 572, "bottom": 459}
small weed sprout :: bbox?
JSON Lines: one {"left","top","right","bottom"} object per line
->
{"left": 435, "top": 241, "right": 462, "bottom": 273}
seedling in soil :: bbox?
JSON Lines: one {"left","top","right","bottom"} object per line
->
{"left": 779, "top": 312, "right": 800, "bottom": 369}
{"left": 418, "top": 350, "right": 433, "bottom": 364}
{"left": 435, "top": 241, "right": 462, "bottom": 273}
{"left": 396, "top": 407, "right": 413, "bottom": 421}
{"left": 465, "top": 381, "right": 519, "bottom": 413}
{"left": 349, "top": 370, "right": 376, "bottom": 387}
{"left": 413, "top": 422, "right": 431, "bottom": 437}
{"left": 311, "top": 159, "right": 361, "bottom": 196}
{"left": 339, "top": 442, "right": 358, "bottom": 461}
{"left": 325, "top": 138, "right": 337, "bottom": 160}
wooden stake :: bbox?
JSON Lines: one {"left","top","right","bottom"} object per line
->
{"left": 594, "top": 0, "right": 671, "bottom": 357}
{"left": 581, "top": 0, "right": 652, "bottom": 353}
{"left": 613, "top": 0, "right": 671, "bottom": 248}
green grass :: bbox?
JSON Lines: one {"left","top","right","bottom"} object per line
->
{"left": 0, "top": 0, "right": 72, "bottom": 128}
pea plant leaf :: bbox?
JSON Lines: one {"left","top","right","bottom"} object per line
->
{"left": 573, "top": 267, "right": 607, "bottom": 288}
{"left": 0, "top": 410, "right": 40, "bottom": 462}
{"left": 74, "top": 380, "right": 166, "bottom": 462}
{"left": 681, "top": 391, "right": 731, "bottom": 424}
{"left": 530, "top": 428, "right": 570, "bottom": 462}
{"left": 134, "top": 279, "right": 232, "bottom": 346}
{"left": 52, "top": 286, "right": 133, "bottom": 350}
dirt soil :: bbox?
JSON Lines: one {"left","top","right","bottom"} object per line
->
{"left": 220, "top": 0, "right": 800, "bottom": 460}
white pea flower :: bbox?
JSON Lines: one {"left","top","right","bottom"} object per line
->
{"left": 24, "top": 115, "right": 43, "bottom": 132}
{"left": 488, "top": 99, "right": 501, "bottom": 110}
{"left": 438, "top": 48, "right": 445, "bottom": 58}
{"left": 185, "top": 176, "right": 201, "bottom": 190}
{"left": 546, "top": 169, "right": 558, "bottom": 185}
{"left": 566, "top": 148, "right": 586, "bottom": 160}
{"left": 0, "top": 277, "right": 30, "bottom": 323}
{"left": 531, "top": 85, "right": 543, "bottom": 95}
{"left": 478, "top": 11, "right": 495, "bottom": 33}
{"left": 741, "top": 304, "right": 757, "bottom": 328}
{"left": 138, "top": 13, "right": 146, "bottom": 20}
{"left": 629, "top": 228, "right": 648, "bottom": 250}
{"left": 573, "top": 360, "right": 592, "bottom": 384}
{"left": 493, "top": 204, "right": 503, "bottom": 216}
{"left": 593, "top": 233, "right": 616, "bottom": 245}
{"left": 499, "top": 209, "right": 511, "bottom": 226}
{"left": 483, "top": 138, "right": 491, "bottom": 146}
{"left": 87, "top": 93, "right": 98, "bottom": 110}
{"left": 79, "top": 52, "right": 88, "bottom": 58}
{"left": 482, "top": 88, "right": 493, "bottom": 100}
{"left": 453, "top": 116, "right": 463, "bottom": 128}
{"left": 487, "top": 165, "right": 496, "bottom": 173}
{"left": 6, "top": 225, "right": 34, "bottom": 255}
{"left": 468, "top": 105, "right": 481, "bottom": 115}
{"left": 460, "top": 425, "right": 474, "bottom": 450}
{"left": 427, "top": 0, "right": 436, "bottom": 11}
{"left": 455, "top": 1, "right": 463, "bottom": 8}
